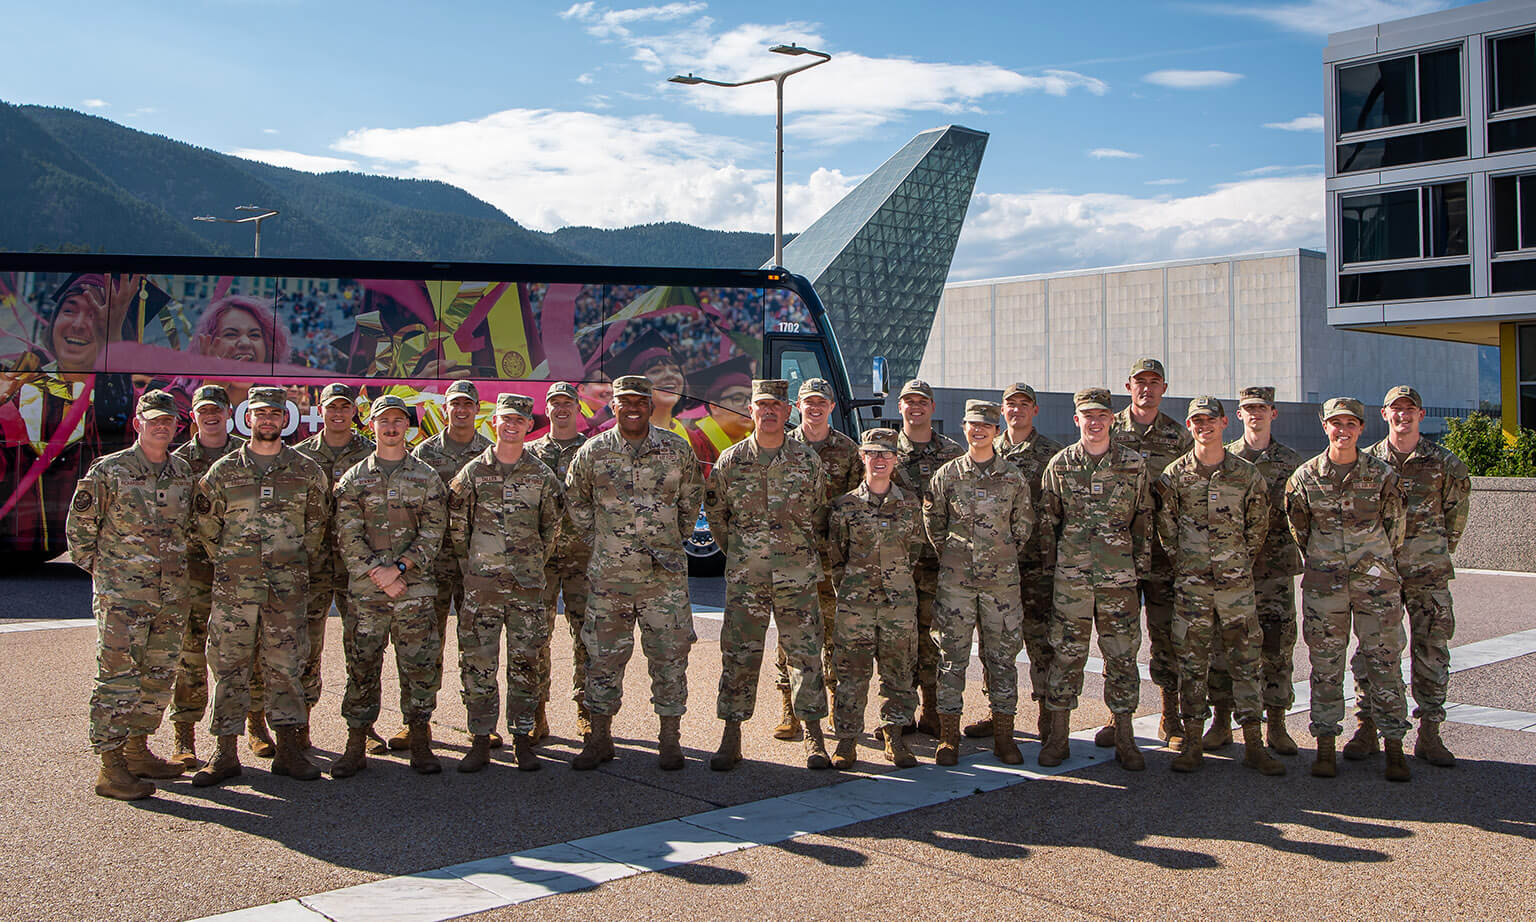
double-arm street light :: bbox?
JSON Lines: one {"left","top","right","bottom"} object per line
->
{"left": 194, "top": 205, "right": 280, "bottom": 257}
{"left": 670, "top": 43, "right": 832, "bottom": 268}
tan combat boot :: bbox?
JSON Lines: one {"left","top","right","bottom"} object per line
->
{"left": 804, "top": 720, "right": 831, "bottom": 770}
{"left": 489, "top": 731, "right": 504, "bottom": 749}
{"left": 1383, "top": 738, "right": 1411, "bottom": 782}
{"left": 271, "top": 727, "right": 322, "bottom": 780}
{"left": 96, "top": 747, "right": 155, "bottom": 801}
{"left": 1160, "top": 689, "right": 1183, "bottom": 747}
{"left": 1093, "top": 718, "right": 1116, "bottom": 748}
{"left": 963, "top": 714, "right": 994, "bottom": 738}
{"left": 172, "top": 721, "right": 202, "bottom": 770}
{"left": 830, "top": 737, "right": 858, "bottom": 770}
{"left": 330, "top": 727, "right": 369, "bottom": 779}
{"left": 1311, "top": 734, "right": 1337, "bottom": 778}
{"left": 882, "top": 725, "right": 917, "bottom": 768}
{"left": 247, "top": 711, "right": 276, "bottom": 758}
{"left": 513, "top": 733, "right": 541, "bottom": 772}
{"left": 1038, "top": 709, "right": 1071, "bottom": 767}
{"left": 1201, "top": 705, "right": 1233, "bottom": 750}
{"left": 573, "top": 714, "right": 616, "bottom": 771}
{"left": 916, "top": 684, "right": 941, "bottom": 737}
{"left": 992, "top": 712, "right": 1023, "bottom": 765}
{"left": 772, "top": 687, "right": 801, "bottom": 741}
{"left": 1113, "top": 713, "right": 1145, "bottom": 771}
{"left": 1171, "top": 719, "right": 1204, "bottom": 773}
{"left": 708, "top": 719, "right": 742, "bottom": 772}
{"left": 533, "top": 702, "right": 550, "bottom": 744}
{"left": 407, "top": 720, "right": 442, "bottom": 775}
{"left": 192, "top": 735, "right": 242, "bottom": 787}
{"left": 658, "top": 715, "right": 684, "bottom": 771}
{"left": 1035, "top": 703, "right": 1050, "bottom": 741}
{"left": 575, "top": 702, "right": 593, "bottom": 739}
{"left": 366, "top": 726, "right": 391, "bottom": 755}
{"left": 1265, "top": 707, "right": 1299, "bottom": 755}
{"left": 387, "top": 724, "right": 412, "bottom": 751}
{"left": 458, "top": 735, "right": 492, "bottom": 774}
{"left": 1342, "top": 715, "right": 1379, "bottom": 760}
{"left": 1414, "top": 719, "right": 1455, "bottom": 767}
{"left": 935, "top": 714, "right": 962, "bottom": 766}
{"left": 1241, "top": 722, "right": 1285, "bottom": 775}
{"left": 123, "top": 734, "right": 187, "bottom": 779}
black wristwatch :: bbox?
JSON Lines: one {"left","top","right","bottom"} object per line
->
{"left": 395, "top": 560, "right": 408, "bottom": 574}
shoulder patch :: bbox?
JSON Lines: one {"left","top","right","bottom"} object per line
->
{"left": 195, "top": 493, "right": 212, "bottom": 514}
{"left": 72, "top": 489, "right": 93, "bottom": 512}
{"left": 705, "top": 488, "right": 718, "bottom": 506}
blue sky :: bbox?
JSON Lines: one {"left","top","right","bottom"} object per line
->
{"left": 1, "top": 0, "right": 1482, "bottom": 277}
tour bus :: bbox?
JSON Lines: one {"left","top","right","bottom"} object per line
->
{"left": 0, "top": 253, "right": 875, "bottom": 574}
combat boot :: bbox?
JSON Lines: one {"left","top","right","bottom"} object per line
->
{"left": 489, "top": 731, "right": 504, "bottom": 749}
{"left": 658, "top": 715, "right": 684, "bottom": 771}
{"left": 1201, "top": 705, "right": 1233, "bottom": 750}
{"left": 1241, "top": 722, "right": 1285, "bottom": 775}
{"left": 1383, "top": 738, "right": 1411, "bottom": 782}
{"left": 1311, "top": 735, "right": 1337, "bottom": 778}
{"left": 1265, "top": 707, "right": 1299, "bottom": 755}
{"left": 513, "top": 733, "right": 541, "bottom": 772}
{"left": 387, "top": 724, "right": 412, "bottom": 751}
{"left": 1170, "top": 720, "right": 1204, "bottom": 773}
{"left": 1035, "top": 703, "right": 1050, "bottom": 741}
{"left": 330, "top": 727, "right": 369, "bottom": 779}
{"left": 575, "top": 703, "right": 592, "bottom": 739}
{"left": 917, "top": 684, "right": 941, "bottom": 737}
{"left": 533, "top": 702, "right": 549, "bottom": 744}
{"left": 1038, "top": 709, "right": 1071, "bottom": 767}
{"left": 192, "top": 735, "right": 242, "bottom": 787}
{"left": 407, "top": 720, "right": 441, "bottom": 775}
{"left": 804, "top": 720, "right": 831, "bottom": 770}
{"left": 1113, "top": 713, "right": 1145, "bottom": 771}
{"left": 458, "top": 735, "right": 492, "bottom": 773}
{"left": 297, "top": 724, "right": 311, "bottom": 752}
{"left": 1414, "top": 719, "right": 1455, "bottom": 768}
{"left": 96, "top": 747, "right": 155, "bottom": 801}
{"left": 935, "top": 714, "right": 962, "bottom": 766}
{"left": 772, "top": 687, "right": 801, "bottom": 741}
{"left": 830, "top": 737, "right": 858, "bottom": 770}
{"left": 172, "top": 721, "right": 202, "bottom": 770}
{"left": 366, "top": 726, "right": 390, "bottom": 755}
{"left": 1342, "top": 715, "right": 1379, "bottom": 760}
{"left": 992, "top": 712, "right": 1023, "bottom": 765}
{"left": 1159, "top": 689, "right": 1183, "bottom": 747}
{"left": 573, "top": 714, "right": 615, "bottom": 771}
{"left": 246, "top": 711, "right": 276, "bottom": 758}
{"left": 1093, "top": 718, "right": 1116, "bottom": 748}
{"left": 882, "top": 725, "right": 917, "bottom": 768}
{"left": 963, "top": 714, "right": 994, "bottom": 738}
{"left": 709, "top": 720, "right": 742, "bottom": 772}
{"left": 271, "top": 727, "right": 321, "bottom": 780}
{"left": 123, "top": 734, "right": 186, "bottom": 779}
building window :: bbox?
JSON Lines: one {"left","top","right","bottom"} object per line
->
{"left": 1340, "top": 181, "right": 1468, "bottom": 265}
{"left": 1490, "top": 32, "right": 1536, "bottom": 114}
{"left": 1337, "top": 46, "right": 1462, "bottom": 135}
{"left": 1492, "top": 174, "right": 1536, "bottom": 254}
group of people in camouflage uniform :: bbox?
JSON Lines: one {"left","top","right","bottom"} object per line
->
{"left": 68, "top": 356, "right": 1470, "bottom": 800}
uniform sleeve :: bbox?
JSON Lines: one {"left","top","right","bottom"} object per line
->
{"left": 538, "top": 470, "right": 564, "bottom": 564}
{"left": 677, "top": 444, "right": 705, "bottom": 545}
{"left": 447, "top": 470, "right": 473, "bottom": 562}
{"left": 1039, "top": 467, "right": 1062, "bottom": 570}
{"left": 1243, "top": 470, "right": 1269, "bottom": 563}
{"left": 704, "top": 459, "right": 731, "bottom": 555}
{"left": 333, "top": 474, "right": 382, "bottom": 584}
{"left": 1131, "top": 464, "right": 1153, "bottom": 576}
{"left": 1153, "top": 471, "right": 1178, "bottom": 561}
{"left": 304, "top": 468, "right": 331, "bottom": 570}
{"left": 1443, "top": 454, "right": 1472, "bottom": 553}
{"left": 922, "top": 469, "right": 949, "bottom": 553}
{"left": 826, "top": 501, "right": 848, "bottom": 588}
{"left": 1010, "top": 472, "right": 1034, "bottom": 552}
{"left": 810, "top": 454, "right": 830, "bottom": 547}
{"left": 1383, "top": 471, "right": 1408, "bottom": 558}
{"left": 564, "top": 445, "right": 595, "bottom": 538}
{"left": 405, "top": 473, "right": 447, "bottom": 571}
{"left": 197, "top": 472, "right": 225, "bottom": 560}
{"left": 65, "top": 464, "right": 105, "bottom": 574}
{"left": 1285, "top": 472, "right": 1311, "bottom": 556}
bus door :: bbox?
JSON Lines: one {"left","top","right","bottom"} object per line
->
{"left": 765, "top": 336, "right": 851, "bottom": 436}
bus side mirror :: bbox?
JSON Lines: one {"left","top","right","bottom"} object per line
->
{"left": 872, "top": 356, "right": 889, "bottom": 399}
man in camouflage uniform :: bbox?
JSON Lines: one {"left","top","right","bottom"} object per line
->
{"left": 1038, "top": 388, "right": 1153, "bottom": 771}
{"left": 707, "top": 378, "right": 832, "bottom": 771}
{"left": 1286, "top": 397, "right": 1411, "bottom": 782}
{"left": 330, "top": 395, "right": 450, "bottom": 778}
{"left": 565, "top": 375, "right": 703, "bottom": 771}
{"left": 893, "top": 378, "right": 964, "bottom": 736}
{"left": 924, "top": 400, "right": 1033, "bottom": 766}
{"left": 528, "top": 382, "right": 593, "bottom": 742}
{"left": 825, "top": 428, "right": 923, "bottom": 769}
{"left": 406, "top": 379, "right": 493, "bottom": 752}
{"left": 967, "top": 382, "right": 1063, "bottom": 742}
{"left": 169, "top": 384, "right": 248, "bottom": 769}
{"left": 1353, "top": 385, "right": 1471, "bottom": 768}
{"left": 774, "top": 377, "right": 862, "bottom": 741}
{"left": 192, "top": 386, "right": 331, "bottom": 786}
{"left": 1155, "top": 397, "right": 1284, "bottom": 776}
{"left": 68, "top": 390, "right": 196, "bottom": 800}
{"left": 1110, "top": 357, "right": 1193, "bottom": 747}
{"left": 449, "top": 394, "right": 563, "bottom": 773}
{"left": 1206, "top": 386, "right": 1305, "bottom": 755}
{"left": 295, "top": 382, "right": 374, "bottom": 748}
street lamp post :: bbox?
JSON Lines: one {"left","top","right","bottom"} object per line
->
{"left": 670, "top": 43, "right": 832, "bottom": 268}
{"left": 194, "top": 205, "right": 280, "bottom": 257}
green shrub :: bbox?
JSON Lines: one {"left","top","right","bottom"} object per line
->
{"left": 1442, "top": 413, "right": 1536, "bottom": 477}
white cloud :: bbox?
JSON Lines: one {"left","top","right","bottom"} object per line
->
{"left": 1239, "top": 164, "right": 1317, "bottom": 176}
{"left": 587, "top": 94, "right": 613, "bottom": 109}
{"left": 262, "top": 128, "right": 280, "bottom": 135}
{"left": 1212, "top": 0, "right": 1454, "bottom": 34}
{"left": 231, "top": 148, "right": 358, "bottom": 173}
{"left": 1146, "top": 178, "right": 1186, "bottom": 185}
{"left": 82, "top": 98, "right": 108, "bottom": 109}
{"left": 1264, "top": 113, "right": 1324, "bottom": 131}
{"left": 562, "top": 2, "right": 708, "bottom": 39}
{"left": 577, "top": 72, "right": 596, "bottom": 84}
{"left": 1144, "top": 69, "right": 1243, "bottom": 88}
{"left": 1089, "top": 147, "right": 1141, "bottom": 159}
{"left": 124, "top": 107, "right": 158, "bottom": 118}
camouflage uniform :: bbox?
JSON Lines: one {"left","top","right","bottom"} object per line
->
{"left": 996, "top": 426, "right": 1063, "bottom": 701}
{"left": 1156, "top": 448, "right": 1269, "bottom": 725}
{"left": 1360, "top": 435, "right": 1471, "bottom": 723}
{"left": 1040, "top": 443, "right": 1154, "bottom": 714}
{"left": 198, "top": 444, "right": 331, "bottom": 735}
{"left": 894, "top": 429, "right": 964, "bottom": 691}
{"left": 334, "top": 451, "right": 448, "bottom": 728}
{"left": 1285, "top": 449, "right": 1410, "bottom": 740}
{"left": 68, "top": 443, "right": 195, "bottom": 752}
{"left": 924, "top": 451, "right": 1033, "bottom": 716}
{"left": 527, "top": 431, "right": 592, "bottom": 707}
{"left": 412, "top": 427, "right": 491, "bottom": 673}
{"left": 565, "top": 425, "right": 703, "bottom": 717}
{"left": 449, "top": 447, "right": 563, "bottom": 735}
{"left": 707, "top": 434, "right": 830, "bottom": 723}
{"left": 827, "top": 482, "right": 923, "bottom": 738}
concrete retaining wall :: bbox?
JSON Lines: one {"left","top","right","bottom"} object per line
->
{"left": 1453, "top": 477, "right": 1536, "bottom": 573}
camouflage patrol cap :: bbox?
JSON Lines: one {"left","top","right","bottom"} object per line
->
{"left": 1129, "top": 357, "right": 1166, "bottom": 380}
{"left": 493, "top": 393, "right": 535, "bottom": 421}
{"left": 860, "top": 427, "right": 899, "bottom": 453}
{"left": 191, "top": 384, "right": 231, "bottom": 410}
{"left": 612, "top": 375, "right": 653, "bottom": 398}
{"left": 319, "top": 382, "right": 358, "bottom": 407}
{"left": 135, "top": 389, "right": 177, "bottom": 420}
{"left": 963, "top": 400, "right": 1002, "bottom": 428}
{"left": 1074, "top": 387, "right": 1113, "bottom": 412}
{"left": 1321, "top": 396, "right": 1366, "bottom": 422}
{"left": 247, "top": 386, "right": 287, "bottom": 411}
{"left": 1186, "top": 396, "right": 1225, "bottom": 419}
{"left": 1002, "top": 382, "right": 1037, "bottom": 403}
{"left": 797, "top": 378, "right": 835, "bottom": 402}
{"left": 367, "top": 393, "right": 411, "bottom": 422}
{"left": 751, "top": 379, "right": 791, "bottom": 404}
{"left": 1238, "top": 385, "right": 1276, "bottom": 408}
{"left": 546, "top": 381, "right": 580, "bottom": 402}
{"left": 443, "top": 380, "right": 479, "bottom": 402}
{"left": 1383, "top": 385, "right": 1422, "bottom": 409}
{"left": 898, "top": 378, "right": 935, "bottom": 400}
